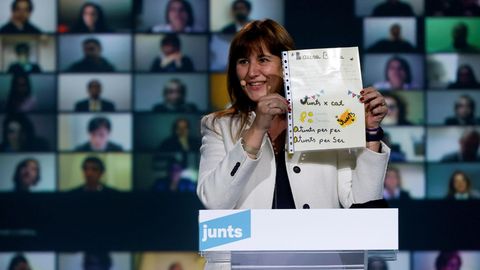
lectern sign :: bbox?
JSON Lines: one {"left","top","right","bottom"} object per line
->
{"left": 199, "top": 209, "right": 398, "bottom": 252}
{"left": 199, "top": 210, "right": 251, "bottom": 250}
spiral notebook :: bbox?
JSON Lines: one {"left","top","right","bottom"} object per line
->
{"left": 282, "top": 47, "right": 366, "bottom": 153}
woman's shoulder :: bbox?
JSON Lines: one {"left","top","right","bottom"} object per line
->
{"left": 201, "top": 111, "right": 249, "bottom": 134}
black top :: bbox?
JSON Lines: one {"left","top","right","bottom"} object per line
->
{"left": 67, "top": 57, "right": 116, "bottom": 72}
{"left": 0, "top": 21, "right": 41, "bottom": 33}
{"left": 74, "top": 99, "right": 116, "bottom": 112}
{"left": 271, "top": 139, "right": 296, "bottom": 209}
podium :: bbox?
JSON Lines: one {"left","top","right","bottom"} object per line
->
{"left": 199, "top": 209, "right": 398, "bottom": 270}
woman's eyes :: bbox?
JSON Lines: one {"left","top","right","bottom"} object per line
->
{"left": 237, "top": 59, "right": 248, "bottom": 65}
{"left": 259, "top": 57, "right": 270, "bottom": 63}
{"left": 237, "top": 57, "right": 271, "bottom": 65}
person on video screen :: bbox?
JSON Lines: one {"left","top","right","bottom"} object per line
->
{"left": 0, "top": 0, "right": 41, "bottom": 33}
{"left": 150, "top": 34, "right": 194, "bottom": 72}
{"left": 371, "top": 0, "right": 414, "bottom": 16}
{"left": 67, "top": 38, "right": 116, "bottom": 72}
{"left": 12, "top": 158, "right": 40, "bottom": 192}
{"left": 374, "top": 56, "right": 419, "bottom": 90}
{"left": 448, "top": 64, "right": 480, "bottom": 89}
{"left": 75, "top": 116, "right": 123, "bottom": 152}
{"left": 382, "top": 92, "right": 413, "bottom": 125}
{"left": 441, "top": 128, "right": 480, "bottom": 162}
{"left": 150, "top": 0, "right": 197, "bottom": 33}
{"left": 82, "top": 252, "right": 112, "bottom": 270}
{"left": 152, "top": 158, "right": 196, "bottom": 192}
{"left": 70, "top": 2, "right": 111, "bottom": 33}
{"left": 158, "top": 118, "right": 200, "bottom": 152}
{"left": 221, "top": 0, "right": 252, "bottom": 34}
{"left": 367, "top": 257, "right": 388, "bottom": 270}
{"left": 446, "top": 170, "right": 480, "bottom": 200}
{"left": 7, "top": 43, "right": 42, "bottom": 74}
{"left": 0, "top": 113, "right": 49, "bottom": 152}
{"left": 448, "top": 22, "right": 480, "bottom": 53}
{"left": 8, "top": 254, "right": 32, "bottom": 270}
{"left": 383, "top": 132, "right": 406, "bottom": 162}
{"left": 5, "top": 74, "right": 37, "bottom": 113}
{"left": 445, "top": 95, "right": 480, "bottom": 125}
{"left": 435, "top": 251, "right": 462, "bottom": 270}
{"left": 367, "top": 23, "right": 415, "bottom": 53}
{"left": 74, "top": 79, "right": 116, "bottom": 112}
{"left": 383, "top": 166, "right": 411, "bottom": 200}
{"left": 152, "top": 78, "right": 198, "bottom": 113}
{"left": 428, "top": 0, "right": 480, "bottom": 16}
{"left": 70, "top": 156, "right": 118, "bottom": 192}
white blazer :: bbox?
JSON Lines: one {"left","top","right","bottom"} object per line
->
{"left": 197, "top": 113, "right": 390, "bottom": 209}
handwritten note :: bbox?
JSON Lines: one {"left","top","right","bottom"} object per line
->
{"left": 282, "top": 47, "right": 365, "bottom": 153}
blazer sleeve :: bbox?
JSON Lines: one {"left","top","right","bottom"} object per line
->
{"left": 337, "top": 142, "right": 390, "bottom": 208}
{"left": 197, "top": 115, "right": 263, "bottom": 209}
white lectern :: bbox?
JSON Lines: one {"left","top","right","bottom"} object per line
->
{"left": 199, "top": 209, "right": 398, "bottom": 270}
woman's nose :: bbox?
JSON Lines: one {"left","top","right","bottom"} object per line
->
{"left": 247, "top": 61, "right": 260, "bottom": 77}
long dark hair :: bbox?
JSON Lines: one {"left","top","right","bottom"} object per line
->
{"left": 212, "top": 19, "right": 295, "bottom": 140}
{"left": 385, "top": 56, "right": 412, "bottom": 84}
{"left": 1, "top": 113, "right": 36, "bottom": 151}
{"left": 13, "top": 158, "right": 40, "bottom": 191}
{"left": 447, "top": 170, "right": 472, "bottom": 198}
{"left": 6, "top": 74, "right": 32, "bottom": 113}
{"left": 165, "top": 0, "right": 194, "bottom": 28}
{"left": 72, "top": 2, "right": 109, "bottom": 33}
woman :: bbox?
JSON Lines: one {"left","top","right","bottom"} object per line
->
{"left": 71, "top": 2, "right": 110, "bottom": 33}
{"left": 150, "top": 34, "right": 194, "bottom": 72}
{"left": 0, "top": 113, "right": 49, "bottom": 152}
{"left": 8, "top": 254, "right": 32, "bottom": 270}
{"left": 448, "top": 64, "right": 480, "bottom": 89}
{"left": 5, "top": 74, "right": 37, "bottom": 113}
{"left": 13, "top": 158, "right": 40, "bottom": 192}
{"left": 446, "top": 170, "right": 480, "bottom": 200}
{"left": 382, "top": 92, "right": 412, "bottom": 125}
{"left": 150, "top": 0, "right": 196, "bottom": 33}
{"left": 197, "top": 19, "right": 390, "bottom": 209}
{"left": 374, "top": 56, "right": 418, "bottom": 90}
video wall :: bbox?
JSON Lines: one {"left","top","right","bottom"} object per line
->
{"left": 1, "top": 0, "right": 480, "bottom": 269}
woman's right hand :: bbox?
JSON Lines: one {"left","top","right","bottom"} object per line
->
{"left": 251, "top": 93, "right": 289, "bottom": 132}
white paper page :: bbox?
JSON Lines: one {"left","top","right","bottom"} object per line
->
{"left": 282, "top": 47, "right": 366, "bottom": 153}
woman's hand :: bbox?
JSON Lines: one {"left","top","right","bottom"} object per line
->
{"left": 360, "top": 87, "right": 388, "bottom": 129}
{"left": 251, "top": 93, "right": 289, "bottom": 132}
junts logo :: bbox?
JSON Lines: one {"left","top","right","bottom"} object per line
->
{"left": 199, "top": 210, "right": 251, "bottom": 250}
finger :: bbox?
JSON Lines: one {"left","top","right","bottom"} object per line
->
{"left": 360, "top": 91, "right": 381, "bottom": 104}
{"left": 371, "top": 105, "right": 388, "bottom": 116}
{"left": 367, "top": 96, "right": 386, "bottom": 110}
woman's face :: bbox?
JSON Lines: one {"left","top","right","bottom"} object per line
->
{"left": 453, "top": 173, "right": 468, "bottom": 194}
{"left": 168, "top": 1, "right": 189, "bottom": 30}
{"left": 440, "top": 257, "right": 461, "bottom": 270}
{"left": 455, "top": 97, "right": 473, "bottom": 119}
{"left": 13, "top": 262, "right": 31, "bottom": 270}
{"left": 7, "top": 121, "right": 23, "bottom": 145}
{"left": 83, "top": 5, "right": 98, "bottom": 28}
{"left": 387, "top": 59, "right": 407, "bottom": 88}
{"left": 20, "top": 160, "right": 39, "bottom": 188}
{"left": 235, "top": 48, "right": 283, "bottom": 102}
{"left": 458, "top": 67, "right": 473, "bottom": 84}
{"left": 14, "top": 77, "right": 29, "bottom": 95}
{"left": 384, "top": 170, "right": 400, "bottom": 191}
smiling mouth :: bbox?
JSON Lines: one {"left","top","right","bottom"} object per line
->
{"left": 247, "top": 81, "right": 266, "bottom": 88}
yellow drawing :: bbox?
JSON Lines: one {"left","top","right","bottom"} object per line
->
{"left": 336, "top": 109, "right": 356, "bottom": 127}
{"left": 300, "top": 111, "right": 314, "bottom": 123}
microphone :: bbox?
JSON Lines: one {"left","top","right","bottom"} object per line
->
{"left": 240, "top": 80, "right": 247, "bottom": 87}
